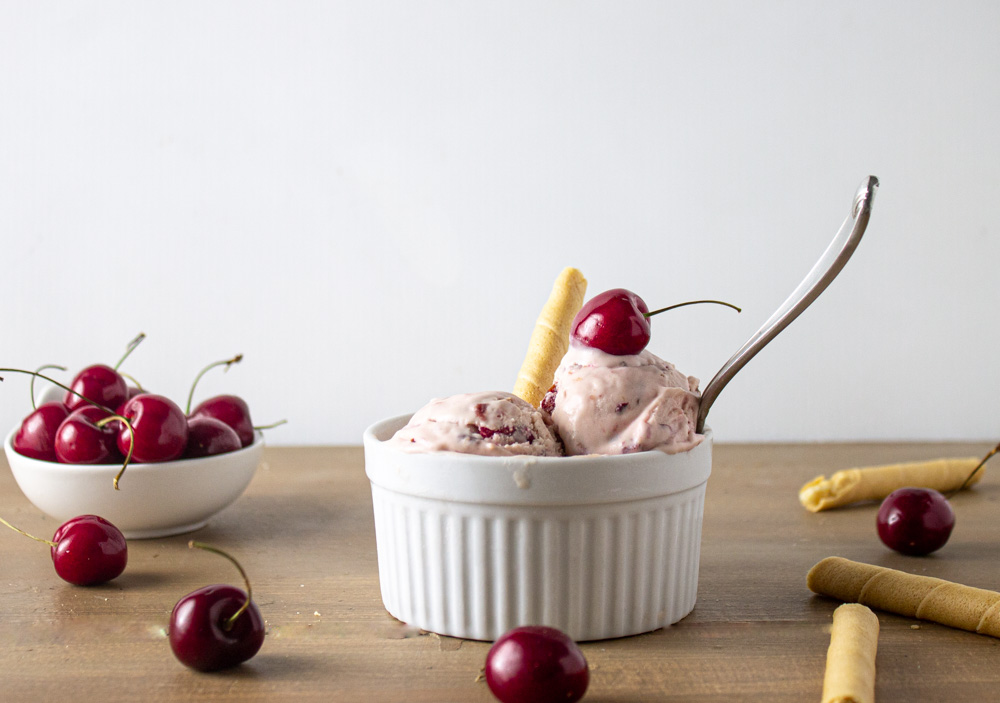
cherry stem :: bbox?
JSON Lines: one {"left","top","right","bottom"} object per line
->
{"left": 0, "top": 368, "right": 135, "bottom": 491}
{"left": 955, "top": 440, "right": 1000, "bottom": 494}
{"left": 0, "top": 517, "right": 57, "bottom": 548}
{"left": 119, "top": 372, "right": 145, "bottom": 392}
{"left": 114, "top": 333, "right": 146, "bottom": 371}
{"left": 185, "top": 354, "right": 244, "bottom": 415}
{"left": 188, "top": 541, "right": 253, "bottom": 631}
{"left": 644, "top": 299, "right": 742, "bottom": 318}
{"left": 30, "top": 364, "right": 67, "bottom": 411}
{"left": 253, "top": 419, "right": 288, "bottom": 431}
{"left": 96, "top": 415, "right": 135, "bottom": 490}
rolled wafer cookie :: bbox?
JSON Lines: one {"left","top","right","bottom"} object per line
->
{"left": 822, "top": 603, "right": 879, "bottom": 703}
{"left": 799, "top": 457, "right": 981, "bottom": 512}
{"left": 808, "top": 556, "right": 1000, "bottom": 637}
{"left": 513, "top": 267, "right": 587, "bottom": 408}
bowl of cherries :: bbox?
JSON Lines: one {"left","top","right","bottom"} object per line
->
{"left": 2, "top": 350, "right": 270, "bottom": 539}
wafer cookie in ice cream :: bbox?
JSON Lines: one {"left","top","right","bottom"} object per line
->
{"left": 513, "top": 267, "right": 587, "bottom": 408}
{"left": 821, "top": 603, "right": 879, "bottom": 703}
{"left": 799, "top": 457, "right": 981, "bottom": 512}
{"left": 808, "top": 556, "right": 1000, "bottom": 638}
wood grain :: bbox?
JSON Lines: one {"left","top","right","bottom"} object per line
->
{"left": 1, "top": 441, "right": 998, "bottom": 702}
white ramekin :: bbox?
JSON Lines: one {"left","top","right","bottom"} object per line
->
{"left": 363, "top": 415, "right": 712, "bottom": 641}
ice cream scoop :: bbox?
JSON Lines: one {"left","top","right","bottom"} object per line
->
{"left": 389, "top": 391, "right": 564, "bottom": 457}
{"left": 546, "top": 344, "right": 702, "bottom": 456}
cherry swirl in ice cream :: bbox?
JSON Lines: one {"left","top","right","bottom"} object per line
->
{"left": 390, "top": 391, "right": 563, "bottom": 457}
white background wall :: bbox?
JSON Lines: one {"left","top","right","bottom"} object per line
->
{"left": 1, "top": 2, "right": 998, "bottom": 446}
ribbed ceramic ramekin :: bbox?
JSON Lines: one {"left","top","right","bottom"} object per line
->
{"left": 363, "top": 415, "right": 712, "bottom": 642}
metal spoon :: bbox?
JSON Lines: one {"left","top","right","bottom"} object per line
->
{"left": 695, "top": 175, "right": 879, "bottom": 433}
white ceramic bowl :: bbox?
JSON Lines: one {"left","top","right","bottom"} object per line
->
{"left": 4, "top": 428, "right": 264, "bottom": 539}
{"left": 364, "top": 415, "right": 713, "bottom": 642}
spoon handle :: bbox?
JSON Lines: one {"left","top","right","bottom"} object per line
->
{"left": 695, "top": 175, "right": 879, "bottom": 434}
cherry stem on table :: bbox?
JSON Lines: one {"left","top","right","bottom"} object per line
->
{"left": 0, "top": 517, "right": 57, "bottom": 547}
{"left": 185, "top": 354, "right": 243, "bottom": 415}
{"left": 956, "top": 440, "right": 1000, "bottom": 494}
{"left": 644, "top": 300, "right": 742, "bottom": 318}
{"left": 30, "top": 364, "right": 67, "bottom": 410}
{"left": 114, "top": 333, "right": 146, "bottom": 371}
{"left": 188, "top": 541, "right": 253, "bottom": 630}
{"left": 0, "top": 368, "right": 135, "bottom": 491}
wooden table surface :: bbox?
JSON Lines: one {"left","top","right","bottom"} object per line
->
{"left": 2, "top": 441, "right": 999, "bottom": 702}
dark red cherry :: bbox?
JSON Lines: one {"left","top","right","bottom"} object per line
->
{"left": 190, "top": 395, "right": 254, "bottom": 447}
{"left": 64, "top": 364, "right": 127, "bottom": 412}
{"left": 169, "top": 542, "right": 265, "bottom": 671}
{"left": 485, "top": 626, "right": 589, "bottom": 703}
{"left": 54, "top": 406, "right": 122, "bottom": 464}
{"left": 117, "top": 394, "right": 189, "bottom": 462}
{"left": 877, "top": 487, "right": 955, "bottom": 556}
{"left": 571, "top": 288, "right": 651, "bottom": 356}
{"left": 13, "top": 401, "right": 70, "bottom": 461}
{"left": 185, "top": 416, "right": 242, "bottom": 458}
{"left": 50, "top": 515, "right": 128, "bottom": 585}
{"left": 571, "top": 290, "right": 742, "bottom": 356}
{"left": 169, "top": 584, "right": 265, "bottom": 671}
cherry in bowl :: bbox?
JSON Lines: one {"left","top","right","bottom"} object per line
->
{"left": 877, "top": 487, "right": 955, "bottom": 556}
{"left": 116, "top": 393, "right": 189, "bottom": 463}
{"left": 13, "top": 401, "right": 70, "bottom": 461}
{"left": 485, "top": 625, "right": 589, "bottom": 703}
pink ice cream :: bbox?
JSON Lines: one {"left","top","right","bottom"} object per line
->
{"left": 543, "top": 343, "right": 703, "bottom": 456}
{"left": 390, "top": 391, "right": 564, "bottom": 457}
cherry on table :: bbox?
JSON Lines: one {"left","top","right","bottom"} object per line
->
{"left": 571, "top": 289, "right": 740, "bottom": 356}
{"left": 13, "top": 401, "right": 70, "bottom": 461}
{"left": 169, "top": 541, "right": 265, "bottom": 671}
{"left": 877, "top": 487, "right": 955, "bottom": 556}
{"left": 0, "top": 514, "right": 127, "bottom": 586}
{"left": 116, "top": 393, "right": 189, "bottom": 463}
{"left": 185, "top": 416, "right": 242, "bottom": 458}
{"left": 484, "top": 625, "right": 589, "bottom": 703}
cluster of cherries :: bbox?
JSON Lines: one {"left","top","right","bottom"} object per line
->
{"left": 1, "top": 337, "right": 269, "bottom": 671}
{"left": 2, "top": 512, "right": 263, "bottom": 671}
{"left": 8, "top": 338, "right": 260, "bottom": 491}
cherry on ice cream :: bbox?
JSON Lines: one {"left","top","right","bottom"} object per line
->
{"left": 571, "top": 289, "right": 740, "bottom": 356}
